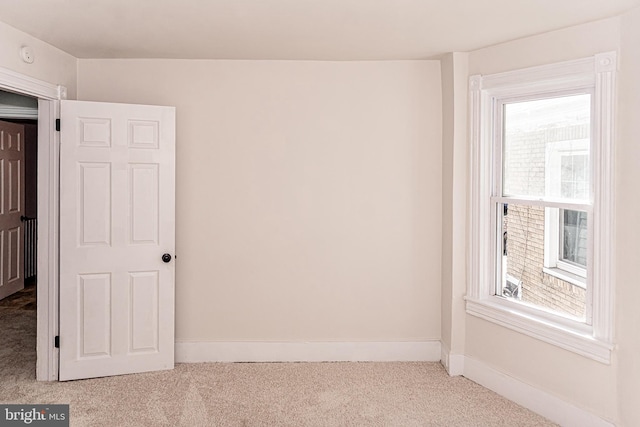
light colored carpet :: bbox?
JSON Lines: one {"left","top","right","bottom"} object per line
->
{"left": 0, "top": 306, "right": 557, "bottom": 426}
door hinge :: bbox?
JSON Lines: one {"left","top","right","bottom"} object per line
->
{"left": 55, "top": 119, "right": 60, "bottom": 132}
{"left": 54, "top": 336, "right": 60, "bottom": 348}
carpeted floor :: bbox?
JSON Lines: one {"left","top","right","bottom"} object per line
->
{"left": 0, "top": 280, "right": 37, "bottom": 310}
{"left": 0, "top": 294, "right": 557, "bottom": 426}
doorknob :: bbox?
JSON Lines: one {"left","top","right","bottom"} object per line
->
{"left": 162, "top": 253, "right": 172, "bottom": 263}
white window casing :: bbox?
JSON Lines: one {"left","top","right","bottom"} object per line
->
{"left": 466, "top": 52, "right": 616, "bottom": 364}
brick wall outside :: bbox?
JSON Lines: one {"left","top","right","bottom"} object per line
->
{"left": 502, "top": 124, "right": 588, "bottom": 318}
{"left": 505, "top": 205, "right": 586, "bottom": 317}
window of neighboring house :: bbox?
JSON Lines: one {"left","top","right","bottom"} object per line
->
{"left": 559, "top": 154, "right": 589, "bottom": 271}
{"left": 542, "top": 123, "right": 590, "bottom": 285}
{"left": 561, "top": 208, "right": 587, "bottom": 267}
{"left": 467, "top": 52, "right": 616, "bottom": 363}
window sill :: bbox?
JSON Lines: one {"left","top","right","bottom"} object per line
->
{"left": 542, "top": 267, "right": 586, "bottom": 289}
{"left": 465, "top": 296, "right": 612, "bottom": 364}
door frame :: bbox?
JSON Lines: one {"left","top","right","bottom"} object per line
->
{"left": 0, "top": 65, "right": 66, "bottom": 381}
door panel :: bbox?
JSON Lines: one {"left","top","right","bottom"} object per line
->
{"left": 0, "top": 120, "right": 25, "bottom": 301}
{"left": 129, "top": 271, "right": 159, "bottom": 353}
{"left": 59, "top": 100, "right": 175, "bottom": 381}
{"left": 78, "top": 273, "right": 111, "bottom": 358}
{"left": 129, "top": 164, "right": 159, "bottom": 245}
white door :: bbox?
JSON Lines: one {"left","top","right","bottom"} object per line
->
{"left": 59, "top": 100, "right": 175, "bottom": 381}
{"left": 0, "top": 120, "right": 25, "bottom": 301}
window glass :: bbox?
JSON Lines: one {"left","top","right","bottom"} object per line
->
{"left": 561, "top": 154, "right": 589, "bottom": 200}
{"left": 502, "top": 94, "right": 591, "bottom": 200}
{"left": 500, "top": 202, "right": 586, "bottom": 319}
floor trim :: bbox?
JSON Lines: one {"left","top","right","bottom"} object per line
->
{"left": 463, "top": 356, "right": 614, "bottom": 427}
{"left": 440, "top": 342, "right": 465, "bottom": 376}
{"left": 175, "top": 341, "right": 441, "bottom": 363}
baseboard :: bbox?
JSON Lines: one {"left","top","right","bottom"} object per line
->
{"left": 175, "top": 341, "right": 441, "bottom": 363}
{"left": 440, "top": 343, "right": 465, "bottom": 376}
{"left": 463, "top": 356, "right": 614, "bottom": 427}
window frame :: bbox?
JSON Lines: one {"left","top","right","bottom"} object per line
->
{"left": 467, "top": 52, "right": 616, "bottom": 364}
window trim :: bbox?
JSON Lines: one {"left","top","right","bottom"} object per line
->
{"left": 467, "top": 52, "right": 616, "bottom": 364}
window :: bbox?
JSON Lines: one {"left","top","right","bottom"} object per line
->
{"left": 467, "top": 53, "right": 616, "bottom": 363}
{"left": 501, "top": 94, "right": 591, "bottom": 317}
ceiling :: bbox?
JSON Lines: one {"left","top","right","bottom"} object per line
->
{"left": 0, "top": 0, "right": 638, "bottom": 60}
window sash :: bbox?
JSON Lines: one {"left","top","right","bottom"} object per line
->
{"left": 490, "top": 195, "right": 590, "bottom": 211}
{"left": 490, "top": 197, "right": 592, "bottom": 321}
{"left": 494, "top": 89, "right": 594, "bottom": 202}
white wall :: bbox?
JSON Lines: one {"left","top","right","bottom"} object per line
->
{"left": 440, "top": 52, "right": 468, "bottom": 373}
{"left": 0, "top": 20, "right": 76, "bottom": 98}
{"left": 440, "top": 55, "right": 454, "bottom": 359}
{"left": 77, "top": 60, "right": 443, "bottom": 347}
{"left": 615, "top": 6, "right": 640, "bottom": 426}
{"left": 466, "top": 17, "right": 621, "bottom": 76}
{"left": 458, "top": 15, "right": 633, "bottom": 424}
